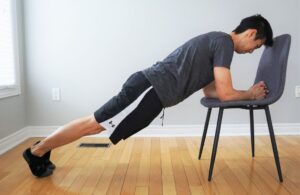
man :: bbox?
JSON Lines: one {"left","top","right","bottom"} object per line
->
{"left": 23, "top": 14, "right": 272, "bottom": 177}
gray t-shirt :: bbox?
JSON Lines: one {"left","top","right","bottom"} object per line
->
{"left": 142, "top": 31, "right": 234, "bottom": 107}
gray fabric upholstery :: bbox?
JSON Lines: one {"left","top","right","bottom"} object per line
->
{"left": 201, "top": 34, "right": 291, "bottom": 108}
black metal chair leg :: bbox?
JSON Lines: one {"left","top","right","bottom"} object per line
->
{"left": 198, "top": 108, "right": 212, "bottom": 160}
{"left": 208, "top": 108, "right": 224, "bottom": 181}
{"left": 265, "top": 106, "right": 283, "bottom": 182}
{"left": 249, "top": 107, "right": 255, "bottom": 157}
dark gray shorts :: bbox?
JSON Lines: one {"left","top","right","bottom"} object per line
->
{"left": 94, "top": 71, "right": 163, "bottom": 144}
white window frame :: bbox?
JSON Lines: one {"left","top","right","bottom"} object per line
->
{"left": 0, "top": 0, "right": 21, "bottom": 99}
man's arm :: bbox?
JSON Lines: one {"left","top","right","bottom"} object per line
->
{"left": 203, "top": 67, "right": 268, "bottom": 101}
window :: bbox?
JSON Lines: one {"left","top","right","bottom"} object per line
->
{"left": 0, "top": 0, "right": 21, "bottom": 99}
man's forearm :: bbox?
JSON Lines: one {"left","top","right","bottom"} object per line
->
{"left": 203, "top": 84, "right": 251, "bottom": 100}
{"left": 218, "top": 89, "right": 252, "bottom": 101}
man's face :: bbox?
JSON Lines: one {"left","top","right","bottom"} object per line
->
{"left": 236, "top": 30, "right": 265, "bottom": 54}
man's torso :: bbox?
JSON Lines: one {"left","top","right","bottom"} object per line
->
{"left": 142, "top": 31, "right": 234, "bottom": 107}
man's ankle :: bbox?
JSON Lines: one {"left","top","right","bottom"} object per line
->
{"left": 30, "top": 146, "right": 45, "bottom": 157}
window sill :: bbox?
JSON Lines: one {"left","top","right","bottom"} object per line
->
{"left": 0, "top": 86, "right": 21, "bottom": 99}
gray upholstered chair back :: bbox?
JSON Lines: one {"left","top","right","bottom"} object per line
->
{"left": 254, "top": 34, "right": 291, "bottom": 105}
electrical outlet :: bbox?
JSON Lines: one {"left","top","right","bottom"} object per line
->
{"left": 52, "top": 88, "right": 60, "bottom": 101}
{"left": 295, "top": 86, "right": 300, "bottom": 98}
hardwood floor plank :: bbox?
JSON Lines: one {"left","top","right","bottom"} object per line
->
{"left": 149, "top": 138, "right": 162, "bottom": 195}
{"left": 120, "top": 138, "right": 143, "bottom": 195}
{"left": 160, "top": 138, "right": 176, "bottom": 195}
{"left": 189, "top": 185, "right": 206, "bottom": 195}
{"left": 135, "top": 186, "right": 149, "bottom": 195}
{"left": 136, "top": 137, "right": 151, "bottom": 188}
{"left": 184, "top": 137, "right": 219, "bottom": 195}
{"left": 170, "top": 139, "right": 192, "bottom": 195}
{"left": 225, "top": 160, "right": 262, "bottom": 194}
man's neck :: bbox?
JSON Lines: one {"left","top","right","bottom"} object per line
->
{"left": 230, "top": 32, "right": 239, "bottom": 51}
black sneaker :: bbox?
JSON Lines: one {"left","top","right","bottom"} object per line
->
{"left": 34, "top": 141, "right": 56, "bottom": 170}
{"left": 22, "top": 148, "right": 53, "bottom": 177}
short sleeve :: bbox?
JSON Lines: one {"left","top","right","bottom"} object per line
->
{"left": 212, "top": 36, "right": 234, "bottom": 69}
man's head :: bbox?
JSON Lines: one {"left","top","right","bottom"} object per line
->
{"left": 231, "top": 14, "right": 273, "bottom": 54}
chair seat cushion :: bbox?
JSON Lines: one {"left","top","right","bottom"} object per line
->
{"left": 200, "top": 97, "right": 269, "bottom": 108}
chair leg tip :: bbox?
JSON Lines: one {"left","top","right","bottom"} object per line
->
{"left": 280, "top": 177, "right": 283, "bottom": 182}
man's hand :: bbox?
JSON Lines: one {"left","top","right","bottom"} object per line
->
{"left": 248, "top": 81, "right": 269, "bottom": 100}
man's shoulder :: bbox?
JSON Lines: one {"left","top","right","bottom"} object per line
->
{"left": 194, "top": 31, "right": 230, "bottom": 39}
{"left": 206, "top": 31, "right": 232, "bottom": 42}
{"left": 188, "top": 31, "right": 232, "bottom": 46}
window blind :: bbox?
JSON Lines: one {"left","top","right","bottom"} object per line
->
{"left": 0, "top": 0, "right": 16, "bottom": 88}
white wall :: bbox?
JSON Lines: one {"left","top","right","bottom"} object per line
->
{"left": 23, "top": 0, "right": 300, "bottom": 126}
{"left": 0, "top": 0, "right": 27, "bottom": 140}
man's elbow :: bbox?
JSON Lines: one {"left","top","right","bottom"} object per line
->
{"left": 218, "top": 95, "right": 230, "bottom": 102}
{"left": 217, "top": 92, "right": 232, "bottom": 102}
{"left": 203, "top": 89, "right": 218, "bottom": 98}
{"left": 203, "top": 90, "right": 209, "bottom": 98}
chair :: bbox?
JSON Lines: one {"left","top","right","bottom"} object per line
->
{"left": 198, "top": 34, "right": 291, "bottom": 182}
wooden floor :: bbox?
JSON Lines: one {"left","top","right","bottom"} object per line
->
{"left": 0, "top": 136, "right": 300, "bottom": 195}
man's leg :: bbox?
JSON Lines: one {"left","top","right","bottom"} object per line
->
{"left": 32, "top": 71, "right": 150, "bottom": 157}
{"left": 23, "top": 71, "right": 152, "bottom": 177}
{"left": 31, "top": 114, "right": 104, "bottom": 157}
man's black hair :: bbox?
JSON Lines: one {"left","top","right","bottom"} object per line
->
{"left": 233, "top": 14, "right": 273, "bottom": 46}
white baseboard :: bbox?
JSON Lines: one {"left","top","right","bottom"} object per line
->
{"left": 0, "top": 127, "right": 29, "bottom": 155}
{"left": 1, "top": 123, "right": 299, "bottom": 155}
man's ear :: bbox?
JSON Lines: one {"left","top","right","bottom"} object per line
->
{"left": 248, "top": 29, "right": 257, "bottom": 39}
